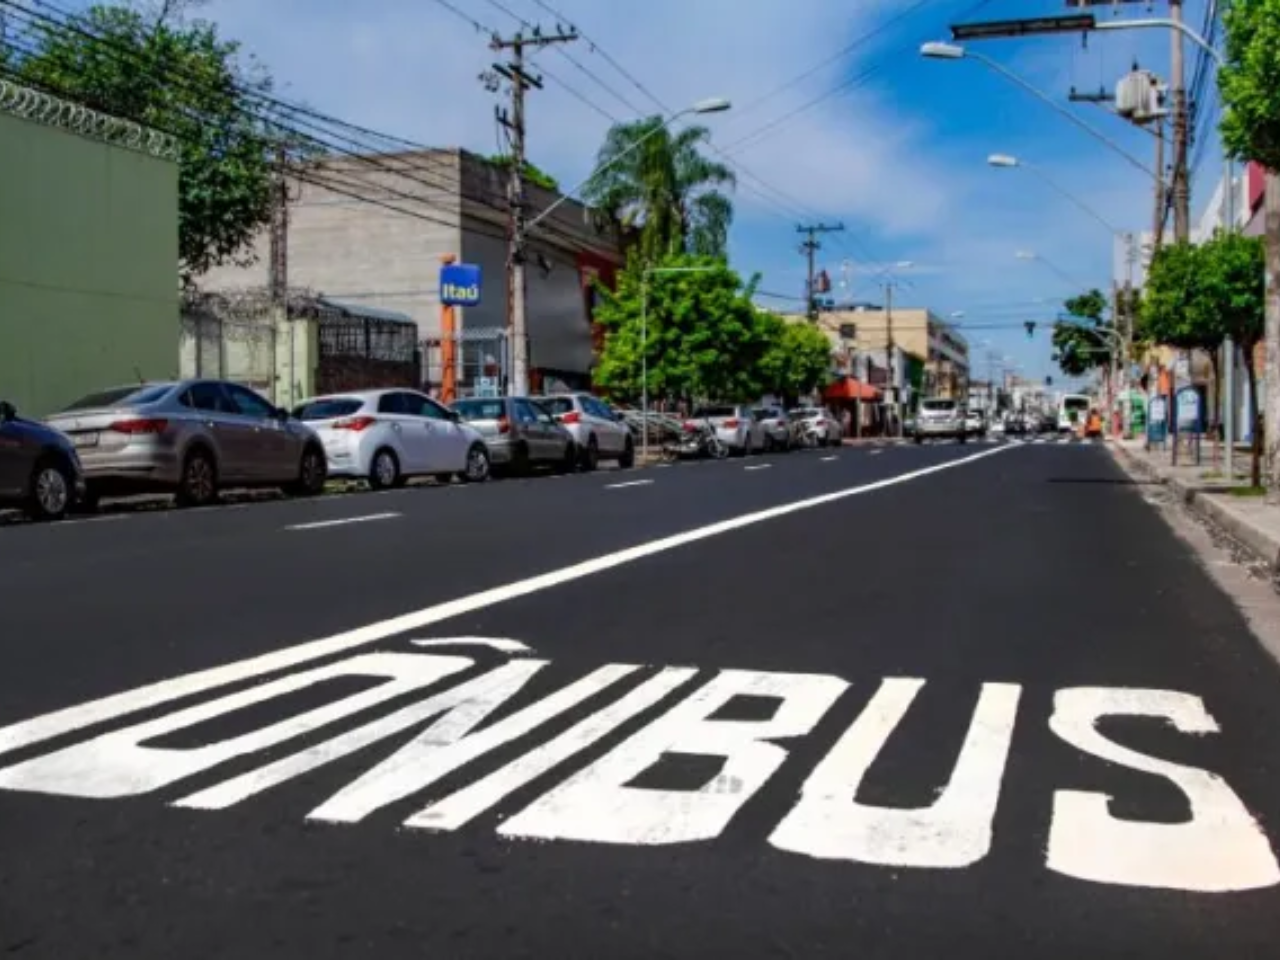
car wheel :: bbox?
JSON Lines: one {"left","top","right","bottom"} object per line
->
{"left": 461, "top": 444, "right": 491, "bottom": 483}
{"left": 555, "top": 443, "right": 578, "bottom": 474}
{"left": 369, "top": 448, "right": 400, "bottom": 490}
{"left": 581, "top": 436, "right": 600, "bottom": 471}
{"left": 175, "top": 448, "right": 218, "bottom": 507}
{"left": 287, "top": 445, "right": 327, "bottom": 497}
{"left": 24, "top": 457, "right": 72, "bottom": 522}
{"left": 619, "top": 436, "right": 635, "bottom": 469}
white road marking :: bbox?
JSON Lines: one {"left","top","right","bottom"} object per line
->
{"left": 820, "top": 456, "right": 839, "bottom": 462}
{"left": 1046, "top": 687, "right": 1280, "bottom": 892}
{"left": 410, "top": 637, "right": 533, "bottom": 654}
{"left": 770, "top": 679, "right": 1021, "bottom": 868}
{"left": 605, "top": 479, "right": 654, "bottom": 489}
{"left": 744, "top": 463, "right": 772, "bottom": 471}
{"left": 499, "top": 670, "right": 847, "bottom": 845}
{"left": 286, "top": 512, "right": 400, "bottom": 531}
{"left": 869, "top": 450, "right": 883, "bottom": 456}
{"left": 0, "top": 443, "right": 1017, "bottom": 762}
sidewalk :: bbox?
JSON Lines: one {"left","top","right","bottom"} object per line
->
{"left": 1110, "top": 438, "right": 1280, "bottom": 572}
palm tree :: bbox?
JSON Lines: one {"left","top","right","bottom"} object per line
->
{"left": 582, "top": 117, "right": 736, "bottom": 261}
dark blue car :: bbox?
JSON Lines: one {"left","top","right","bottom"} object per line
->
{"left": 0, "top": 401, "right": 86, "bottom": 521}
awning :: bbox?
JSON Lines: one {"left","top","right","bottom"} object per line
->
{"left": 823, "top": 377, "right": 881, "bottom": 402}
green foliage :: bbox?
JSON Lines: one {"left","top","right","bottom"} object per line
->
{"left": 483, "top": 154, "right": 559, "bottom": 191}
{"left": 1199, "top": 232, "right": 1266, "bottom": 350}
{"left": 1140, "top": 241, "right": 1227, "bottom": 351}
{"left": 1219, "top": 0, "right": 1280, "bottom": 169}
{"left": 582, "top": 117, "right": 735, "bottom": 261}
{"left": 1052, "top": 289, "right": 1114, "bottom": 377}
{"left": 592, "top": 254, "right": 827, "bottom": 403}
{"left": 14, "top": 3, "right": 280, "bottom": 282}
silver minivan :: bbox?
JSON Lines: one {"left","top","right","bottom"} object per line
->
{"left": 45, "top": 380, "right": 328, "bottom": 508}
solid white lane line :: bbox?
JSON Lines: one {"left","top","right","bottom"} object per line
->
{"left": 286, "top": 513, "right": 400, "bottom": 531}
{"left": 744, "top": 464, "right": 772, "bottom": 471}
{"left": 605, "top": 480, "right": 653, "bottom": 490}
{"left": 0, "top": 443, "right": 1018, "bottom": 760}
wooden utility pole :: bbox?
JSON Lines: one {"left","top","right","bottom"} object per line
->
{"left": 797, "top": 223, "right": 843, "bottom": 320}
{"left": 491, "top": 26, "right": 578, "bottom": 396}
{"left": 1168, "top": 0, "right": 1190, "bottom": 242}
{"left": 268, "top": 143, "right": 292, "bottom": 406}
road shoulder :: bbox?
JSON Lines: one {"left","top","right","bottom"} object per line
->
{"left": 1108, "top": 440, "right": 1280, "bottom": 668}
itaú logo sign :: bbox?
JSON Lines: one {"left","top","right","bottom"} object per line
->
{"left": 0, "top": 636, "right": 1275, "bottom": 894}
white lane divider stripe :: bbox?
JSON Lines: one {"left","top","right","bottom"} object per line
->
{"left": 744, "top": 464, "right": 772, "bottom": 471}
{"left": 0, "top": 443, "right": 1019, "bottom": 761}
{"left": 820, "top": 456, "right": 839, "bottom": 462}
{"left": 605, "top": 480, "right": 654, "bottom": 489}
{"left": 286, "top": 513, "right": 400, "bottom": 531}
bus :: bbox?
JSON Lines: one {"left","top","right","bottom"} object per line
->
{"left": 1057, "top": 394, "right": 1092, "bottom": 433}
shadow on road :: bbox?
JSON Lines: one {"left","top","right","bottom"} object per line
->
{"left": 1045, "top": 477, "right": 1162, "bottom": 486}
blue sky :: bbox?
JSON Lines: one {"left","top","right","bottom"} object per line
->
{"left": 174, "top": 0, "right": 1222, "bottom": 385}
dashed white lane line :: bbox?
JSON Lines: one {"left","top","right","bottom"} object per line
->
{"left": 605, "top": 479, "right": 654, "bottom": 490}
{"left": 744, "top": 463, "right": 772, "bottom": 471}
{"left": 286, "top": 512, "right": 401, "bottom": 531}
{"left": 869, "top": 450, "right": 883, "bottom": 456}
{"left": 820, "top": 455, "right": 839, "bottom": 462}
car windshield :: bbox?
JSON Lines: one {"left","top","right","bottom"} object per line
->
{"left": 694, "top": 406, "right": 737, "bottom": 418}
{"left": 453, "top": 399, "right": 506, "bottom": 420}
{"left": 754, "top": 408, "right": 782, "bottom": 420}
{"left": 294, "top": 398, "right": 365, "bottom": 421}
{"left": 537, "top": 396, "right": 576, "bottom": 416}
{"left": 789, "top": 408, "right": 820, "bottom": 420}
{"left": 1064, "top": 397, "right": 1090, "bottom": 412}
{"left": 61, "top": 384, "right": 172, "bottom": 411}
{"left": 921, "top": 400, "right": 957, "bottom": 412}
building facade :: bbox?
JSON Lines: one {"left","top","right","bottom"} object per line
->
{"left": 200, "top": 149, "right": 625, "bottom": 397}
{"left": 0, "top": 78, "right": 179, "bottom": 418}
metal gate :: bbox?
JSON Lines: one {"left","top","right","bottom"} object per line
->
{"left": 315, "top": 303, "right": 420, "bottom": 396}
{"left": 420, "top": 326, "right": 527, "bottom": 399}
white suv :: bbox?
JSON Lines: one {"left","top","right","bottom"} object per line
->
{"left": 914, "top": 398, "right": 968, "bottom": 443}
{"left": 534, "top": 393, "right": 634, "bottom": 470}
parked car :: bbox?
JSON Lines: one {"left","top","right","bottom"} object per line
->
{"left": 753, "top": 406, "right": 793, "bottom": 451}
{"left": 294, "top": 389, "right": 491, "bottom": 488}
{"left": 451, "top": 396, "right": 576, "bottom": 475}
{"left": 533, "top": 392, "right": 634, "bottom": 470}
{"left": 45, "top": 380, "right": 327, "bottom": 508}
{"left": 914, "top": 398, "right": 968, "bottom": 443}
{"left": 788, "top": 406, "right": 842, "bottom": 448}
{"left": 0, "top": 400, "right": 86, "bottom": 521}
{"left": 965, "top": 409, "right": 987, "bottom": 437}
{"left": 691, "top": 404, "right": 765, "bottom": 456}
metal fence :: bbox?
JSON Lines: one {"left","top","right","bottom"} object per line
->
{"left": 180, "top": 291, "right": 280, "bottom": 396}
{"left": 315, "top": 306, "right": 420, "bottom": 396}
{"left": 420, "top": 326, "right": 527, "bottom": 399}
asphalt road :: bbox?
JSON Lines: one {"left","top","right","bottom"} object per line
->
{"left": 2, "top": 438, "right": 1279, "bottom": 959}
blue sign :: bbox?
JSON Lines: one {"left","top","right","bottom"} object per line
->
{"left": 440, "top": 263, "right": 482, "bottom": 307}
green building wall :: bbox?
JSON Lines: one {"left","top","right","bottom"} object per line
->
{"left": 0, "top": 103, "right": 178, "bottom": 418}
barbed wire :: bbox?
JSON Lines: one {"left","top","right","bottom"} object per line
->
{"left": 0, "top": 74, "right": 177, "bottom": 160}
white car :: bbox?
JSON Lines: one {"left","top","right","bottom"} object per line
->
{"left": 294, "top": 389, "right": 492, "bottom": 487}
{"left": 533, "top": 392, "right": 635, "bottom": 470}
{"left": 788, "top": 406, "right": 843, "bottom": 447}
{"left": 691, "top": 404, "right": 765, "bottom": 456}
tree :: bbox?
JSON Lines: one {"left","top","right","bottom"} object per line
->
{"left": 1199, "top": 232, "right": 1267, "bottom": 484}
{"left": 582, "top": 118, "right": 735, "bottom": 261}
{"left": 592, "top": 254, "right": 770, "bottom": 404}
{"left": 758, "top": 314, "right": 834, "bottom": 403}
{"left": 15, "top": 3, "right": 280, "bottom": 282}
{"left": 1141, "top": 241, "right": 1228, "bottom": 404}
{"left": 483, "top": 154, "right": 559, "bottom": 191}
{"left": 1219, "top": 0, "right": 1280, "bottom": 487}
{"left": 1052, "top": 289, "right": 1114, "bottom": 377}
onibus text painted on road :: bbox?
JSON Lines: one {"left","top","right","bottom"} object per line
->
{"left": 0, "top": 636, "right": 1274, "bottom": 895}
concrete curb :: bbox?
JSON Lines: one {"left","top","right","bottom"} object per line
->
{"left": 1109, "top": 442, "right": 1280, "bottom": 572}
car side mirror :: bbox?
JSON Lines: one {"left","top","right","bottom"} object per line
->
{"left": 273, "top": 407, "right": 291, "bottom": 420}
{"left": 446, "top": 409, "right": 461, "bottom": 423}
{"left": 0, "top": 401, "right": 14, "bottom": 422}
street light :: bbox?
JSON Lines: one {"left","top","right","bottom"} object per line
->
{"left": 919, "top": 42, "right": 1164, "bottom": 184}
{"left": 639, "top": 265, "right": 719, "bottom": 463}
{"left": 1014, "top": 250, "right": 1090, "bottom": 291}
{"left": 525, "top": 97, "right": 732, "bottom": 234}
{"left": 986, "top": 153, "right": 1121, "bottom": 233}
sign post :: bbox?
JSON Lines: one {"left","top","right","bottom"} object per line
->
{"left": 438, "top": 261, "right": 483, "bottom": 403}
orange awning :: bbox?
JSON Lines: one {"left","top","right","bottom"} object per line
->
{"left": 823, "top": 377, "right": 881, "bottom": 402}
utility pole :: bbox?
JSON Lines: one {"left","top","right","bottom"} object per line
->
{"left": 884, "top": 279, "right": 903, "bottom": 436}
{"left": 491, "top": 25, "right": 578, "bottom": 396}
{"left": 1168, "top": 0, "right": 1190, "bottom": 242}
{"left": 267, "top": 143, "right": 292, "bottom": 406}
{"left": 797, "top": 223, "right": 843, "bottom": 320}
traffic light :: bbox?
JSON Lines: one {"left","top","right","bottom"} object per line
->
{"left": 1024, "top": 321, "right": 1037, "bottom": 339}
{"left": 1045, "top": 375, "right": 1053, "bottom": 387}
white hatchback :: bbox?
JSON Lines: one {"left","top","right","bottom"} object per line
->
{"left": 294, "top": 389, "right": 492, "bottom": 487}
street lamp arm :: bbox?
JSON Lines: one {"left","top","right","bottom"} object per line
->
{"left": 1055, "top": 317, "right": 1124, "bottom": 345}
{"left": 1093, "top": 18, "right": 1222, "bottom": 66}
{"left": 968, "top": 50, "right": 1168, "bottom": 186}
{"left": 526, "top": 109, "right": 691, "bottom": 235}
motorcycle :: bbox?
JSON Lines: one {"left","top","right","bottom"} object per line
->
{"left": 661, "top": 419, "right": 729, "bottom": 461}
